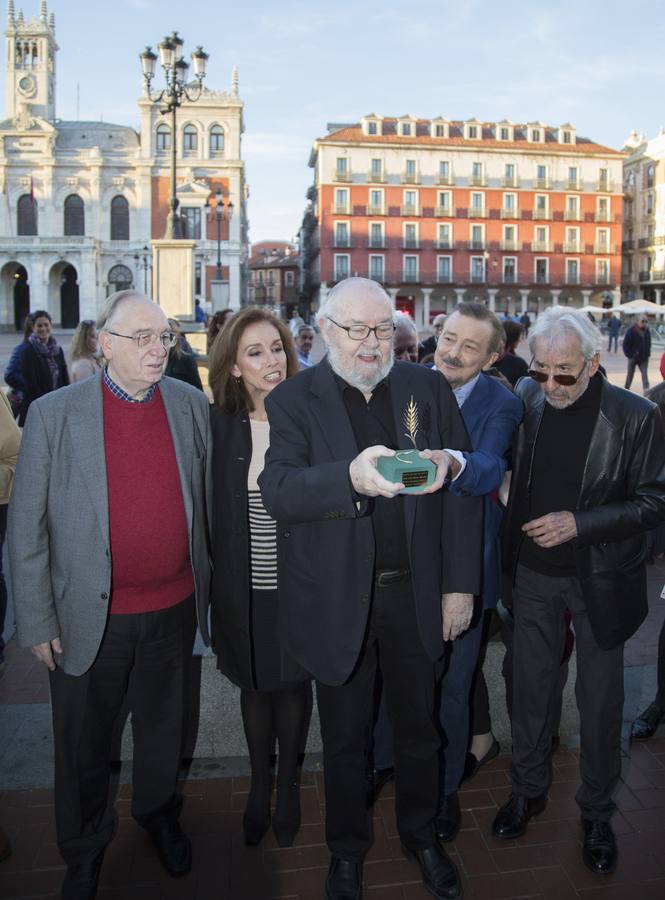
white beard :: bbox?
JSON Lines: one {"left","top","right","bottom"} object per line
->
{"left": 326, "top": 341, "right": 394, "bottom": 393}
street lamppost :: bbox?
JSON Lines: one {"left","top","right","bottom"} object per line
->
{"left": 133, "top": 245, "right": 151, "bottom": 293}
{"left": 204, "top": 188, "right": 234, "bottom": 281}
{"left": 140, "top": 34, "right": 209, "bottom": 240}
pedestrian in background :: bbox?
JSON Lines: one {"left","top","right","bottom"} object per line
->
{"left": 607, "top": 314, "right": 620, "bottom": 353}
{"left": 294, "top": 323, "right": 315, "bottom": 369}
{"left": 165, "top": 318, "right": 203, "bottom": 391}
{"left": 19, "top": 309, "right": 69, "bottom": 425}
{"left": 623, "top": 314, "right": 651, "bottom": 393}
{"left": 4, "top": 314, "right": 34, "bottom": 418}
{"left": 69, "top": 320, "right": 101, "bottom": 383}
{"left": 207, "top": 309, "right": 234, "bottom": 353}
{"left": 208, "top": 308, "right": 308, "bottom": 848}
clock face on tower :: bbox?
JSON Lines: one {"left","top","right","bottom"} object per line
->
{"left": 17, "top": 74, "right": 36, "bottom": 98}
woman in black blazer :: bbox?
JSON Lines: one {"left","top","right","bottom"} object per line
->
{"left": 20, "top": 310, "right": 69, "bottom": 425}
{"left": 209, "top": 307, "right": 308, "bottom": 848}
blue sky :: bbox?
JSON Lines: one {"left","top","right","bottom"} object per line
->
{"left": 4, "top": 0, "right": 665, "bottom": 242}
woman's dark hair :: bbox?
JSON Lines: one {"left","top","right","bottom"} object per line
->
{"left": 207, "top": 309, "right": 234, "bottom": 352}
{"left": 208, "top": 307, "right": 299, "bottom": 414}
{"left": 70, "top": 320, "right": 97, "bottom": 361}
{"left": 30, "top": 309, "right": 52, "bottom": 325}
{"left": 502, "top": 320, "right": 523, "bottom": 353}
{"left": 22, "top": 314, "right": 34, "bottom": 340}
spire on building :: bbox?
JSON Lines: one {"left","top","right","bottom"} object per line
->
{"left": 17, "top": 7, "right": 23, "bottom": 23}
{"left": 231, "top": 64, "right": 239, "bottom": 96}
{"left": 49, "top": 10, "right": 54, "bottom": 30}
{"left": 40, "top": 0, "right": 46, "bottom": 22}
{"left": 7, "top": 0, "right": 15, "bottom": 25}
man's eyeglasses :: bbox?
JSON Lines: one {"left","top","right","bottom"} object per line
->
{"left": 326, "top": 317, "right": 395, "bottom": 341}
{"left": 528, "top": 361, "right": 588, "bottom": 386}
{"left": 106, "top": 330, "right": 177, "bottom": 350}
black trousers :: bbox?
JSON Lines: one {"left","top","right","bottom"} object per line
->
{"left": 316, "top": 578, "right": 439, "bottom": 861}
{"left": 510, "top": 566, "right": 623, "bottom": 821}
{"left": 49, "top": 598, "right": 196, "bottom": 865}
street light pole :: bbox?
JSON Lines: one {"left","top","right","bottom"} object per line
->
{"left": 140, "top": 34, "right": 209, "bottom": 240}
{"left": 205, "top": 189, "right": 234, "bottom": 282}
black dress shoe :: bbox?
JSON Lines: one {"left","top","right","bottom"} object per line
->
{"left": 582, "top": 819, "right": 617, "bottom": 874}
{"left": 148, "top": 820, "right": 192, "bottom": 877}
{"left": 462, "top": 737, "right": 500, "bottom": 781}
{"left": 366, "top": 766, "right": 395, "bottom": 806}
{"left": 325, "top": 856, "right": 363, "bottom": 900}
{"left": 402, "top": 843, "right": 462, "bottom": 899}
{"left": 631, "top": 702, "right": 664, "bottom": 741}
{"left": 61, "top": 849, "right": 105, "bottom": 900}
{"left": 435, "top": 792, "right": 461, "bottom": 843}
{"left": 492, "top": 793, "right": 547, "bottom": 839}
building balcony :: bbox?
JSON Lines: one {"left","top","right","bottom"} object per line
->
{"left": 436, "top": 271, "right": 453, "bottom": 283}
{"left": 501, "top": 240, "right": 520, "bottom": 251}
{"left": 470, "top": 175, "right": 486, "bottom": 187}
{"left": 470, "top": 272, "right": 487, "bottom": 283}
{"left": 563, "top": 242, "right": 581, "bottom": 253}
{"left": 535, "top": 273, "right": 550, "bottom": 285}
{"left": 468, "top": 240, "right": 486, "bottom": 251}
{"left": 503, "top": 272, "right": 517, "bottom": 284}
{"left": 501, "top": 176, "right": 518, "bottom": 187}
{"left": 333, "top": 170, "right": 352, "bottom": 183}
{"left": 639, "top": 270, "right": 652, "bottom": 281}
{"left": 366, "top": 205, "right": 385, "bottom": 216}
{"left": 331, "top": 204, "right": 350, "bottom": 215}
{"left": 638, "top": 237, "right": 651, "bottom": 248}
{"left": 652, "top": 269, "right": 665, "bottom": 282}
{"left": 401, "top": 205, "right": 420, "bottom": 216}
{"left": 402, "top": 239, "right": 421, "bottom": 250}
{"left": 500, "top": 207, "right": 518, "bottom": 219}
{"left": 368, "top": 270, "right": 385, "bottom": 282}
{"left": 567, "top": 180, "right": 581, "bottom": 191}
{"left": 622, "top": 240, "right": 635, "bottom": 250}
{"left": 535, "top": 178, "right": 551, "bottom": 189}
{"left": 595, "top": 274, "right": 610, "bottom": 285}
{"left": 565, "top": 273, "right": 580, "bottom": 284}
{"left": 333, "top": 270, "right": 350, "bottom": 282}
{"left": 435, "top": 205, "right": 452, "bottom": 217}
{"left": 564, "top": 210, "right": 582, "bottom": 221}
{"left": 367, "top": 238, "right": 386, "bottom": 249}
{"left": 469, "top": 207, "right": 487, "bottom": 218}
{"left": 532, "top": 241, "right": 551, "bottom": 252}
{"left": 437, "top": 174, "right": 454, "bottom": 185}
{"left": 595, "top": 212, "right": 612, "bottom": 223}
{"left": 594, "top": 243, "right": 615, "bottom": 254}
{"left": 402, "top": 272, "right": 420, "bottom": 282}
{"left": 435, "top": 240, "right": 453, "bottom": 250}
{"left": 532, "top": 209, "right": 551, "bottom": 220}
{"left": 402, "top": 173, "right": 421, "bottom": 184}
{"left": 333, "top": 238, "right": 352, "bottom": 249}
{"left": 367, "top": 171, "right": 386, "bottom": 183}
{"left": 596, "top": 180, "right": 612, "bottom": 192}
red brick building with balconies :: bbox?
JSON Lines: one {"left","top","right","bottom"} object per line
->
{"left": 301, "top": 115, "right": 625, "bottom": 326}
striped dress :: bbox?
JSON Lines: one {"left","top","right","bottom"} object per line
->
{"left": 248, "top": 418, "right": 277, "bottom": 590}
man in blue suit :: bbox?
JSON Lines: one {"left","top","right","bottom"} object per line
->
{"left": 432, "top": 303, "right": 523, "bottom": 840}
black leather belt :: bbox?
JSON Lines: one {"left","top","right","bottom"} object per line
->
{"left": 375, "top": 568, "right": 411, "bottom": 587}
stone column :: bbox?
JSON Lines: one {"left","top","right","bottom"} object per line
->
{"left": 551, "top": 290, "right": 561, "bottom": 312}
{"left": 581, "top": 290, "right": 591, "bottom": 309}
{"left": 454, "top": 288, "right": 465, "bottom": 309}
{"left": 488, "top": 288, "right": 497, "bottom": 312}
{"left": 519, "top": 289, "right": 529, "bottom": 314}
{"left": 421, "top": 288, "right": 432, "bottom": 330}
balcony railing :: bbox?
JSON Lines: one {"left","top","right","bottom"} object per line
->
{"left": 595, "top": 211, "right": 612, "bottom": 223}
{"left": 367, "top": 238, "right": 386, "bottom": 249}
{"left": 652, "top": 269, "right": 665, "bottom": 281}
{"left": 564, "top": 210, "right": 581, "bottom": 221}
{"left": 532, "top": 241, "right": 551, "bottom": 252}
{"left": 503, "top": 272, "right": 517, "bottom": 284}
{"left": 638, "top": 237, "right": 651, "bottom": 248}
{"left": 366, "top": 205, "right": 385, "bottom": 216}
{"left": 401, "top": 205, "right": 420, "bottom": 216}
{"left": 470, "top": 175, "right": 486, "bottom": 186}
{"left": 437, "top": 173, "right": 453, "bottom": 185}
{"left": 367, "top": 170, "right": 386, "bottom": 183}
{"left": 333, "top": 170, "right": 352, "bottom": 182}
{"left": 501, "top": 207, "right": 518, "bottom": 219}
{"left": 436, "top": 271, "right": 452, "bottom": 283}
{"left": 563, "top": 242, "right": 581, "bottom": 253}
{"left": 595, "top": 274, "right": 610, "bottom": 285}
{"left": 368, "top": 271, "right": 385, "bottom": 282}
{"left": 533, "top": 208, "right": 551, "bottom": 220}
{"left": 565, "top": 273, "right": 580, "bottom": 284}
{"left": 596, "top": 180, "right": 612, "bottom": 192}
{"left": 333, "top": 238, "right": 352, "bottom": 248}
{"left": 435, "top": 205, "right": 452, "bottom": 217}
{"left": 332, "top": 204, "right": 350, "bottom": 215}
{"left": 567, "top": 180, "right": 580, "bottom": 191}
{"left": 501, "top": 240, "right": 520, "bottom": 251}
{"left": 470, "top": 272, "right": 486, "bottom": 283}
{"left": 594, "top": 243, "right": 615, "bottom": 254}
{"left": 622, "top": 240, "right": 635, "bottom": 250}
{"left": 501, "top": 176, "right": 518, "bottom": 187}
{"left": 402, "top": 240, "right": 420, "bottom": 250}
{"left": 469, "top": 206, "right": 487, "bottom": 218}
{"left": 639, "top": 270, "right": 652, "bottom": 281}
{"left": 535, "top": 273, "right": 549, "bottom": 284}
{"left": 435, "top": 239, "right": 453, "bottom": 250}
{"left": 402, "top": 272, "right": 420, "bottom": 282}
{"left": 402, "top": 173, "right": 420, "bottom": 184}
{"left": 468, "top": 240, "right": 486, "bottom": 251}
{"left": 535, "top": 177, "right": 550, "bottom": 189}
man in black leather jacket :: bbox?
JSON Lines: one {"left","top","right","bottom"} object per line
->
{"left": 492, "top": 306, "right": 665, "bottom": 877}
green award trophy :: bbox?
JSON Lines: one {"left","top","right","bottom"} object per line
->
{"left": 377, "top": 395, "right": 437, "bottom": 493}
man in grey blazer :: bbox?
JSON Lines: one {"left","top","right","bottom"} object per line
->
{"left": 8, "top": 291, "right": 212, "bottom": 900}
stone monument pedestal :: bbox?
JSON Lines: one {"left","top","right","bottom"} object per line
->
{"left": 152, "top": 240, "right": 196, "bottom": 321}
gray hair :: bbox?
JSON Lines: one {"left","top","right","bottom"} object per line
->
{"left": 296, "top": 323, "right": 315, "bottom": 336}
{"left": 528, "top": 306, "right": 602, "bottom": 360}
{"left": 97, "top": 290, "right": 150, "bottom": 331}
{"left": 318, "top": 276, "right": 391, "bottom": 322}
{"left": 393, "top": 311, "right": 418, "bottom": 333}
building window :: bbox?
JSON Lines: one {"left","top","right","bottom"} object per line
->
{"left": 334, "top": 188, "right": 349, "bottom": 213}
{"left": 437, "top": 256, "right": 452, "bottom": 282}
{"left": 401, "top": 122, "right": 412, "bottom": 136}
{"left": 439, "top": 160, "right": 450, "bottom": 183}
{"left": 472, "top": 161, "right": 483, "bottom": 185}
{"left": 437, "top": 222, "right": 452, "bottom": 249}
{"left": 369, "top": 255, "right": 384, "bottom": 281}
{"left": 183, "top": 124, "right": 198, "bottom": 154}
{"left": 403, "top": 255, "right": 418, "bottom": 281}
{"left": 504, "top": 163, "right": 515, "bottom": 184}
{"left": 17, "top": 193, "right": 37, "bottom": 235}
{"left": 435, "top": 124, "right": 446, "bottom": 137}
{"left": 503, "top": 192, "right": 516, "bottom": 214}
{"left": 470, "top": 192, "right": 484, "bottom": 213}
{"left": 535, "top": 194, "right": 548, "bottom": 217}
{"left": 107, "top": 264, "right": 133, "bottom": 294}
{"left": 367, "top": 121, "right": 378, "bottom": 135}
{"left": 334, "top": 254, "right": 350, "bottom": 280}
{"left": 563, "top": 130, "right": 572, "bottom": 144}
{"left": 180, "top": 207, "right": 201, "bottom": 239}
{"left": 403, "top": 189, "right": 418, "bottom": 213}
{"left": 156, "top": 123, "right": 171, "bottom": 151}
{"left": 566, "top": 259, "right": 579, "bottom": 283}
{"left": 503, "top": 257, "right": 516, "bottom": 283}
{"left": 535, "top": 226, "right": 548, "bottom": 247}
{"left": 64, "top": 194, "right": 85, "bottom": 236}
{"left": 536, "top": 164, "right": 548, "bottom": 187}
{"left": 596, "top": 259, "right": 609, "bottom": 284}
{"left": 470, "top": 256, "right": 485, "bottom": 282}
{"left": 500, "top": 127, "right": 510, "bottom": 141}
{"left": 370, "top": 158, "right": 383, "bottom": 181}
{"left": 209, "top": 125, "right": 225, "bottom": 156}
{"left": 334, "top": 221, "right": 350, "bottom": 248}
{"left": 470, "top": 224, "right": 484, "bottom": 250}
{"left": 531, "top": 128, "right": 541, "bottom": 142}
{"left": 646, "top": 193, "right": 654, "bottom": 216}
{"left": 535, "top": 258, "right": 548, "bottom": 284}
{"left": 110, "top": 195, "right": 129, "bottom": 241}
{"left": 404, "top": 222, "right": 418, "bottom": 249}
{"left": 646, "top": 164, "right": 655, "bottom": 189}
{"left": 437, "top": 191, "right": 451, "bottom": 214}
{"left": 336, "top": 157, "right": 348, "bottom": 178}
{"left": 369, "top": 222, "right": 384, "bottom": 249}
{"left": 368, "top": 189, "right": 383, "bottom": 214}
{"left": 568, "top": 166, "right": 578, "bottom": 188}
{"left": 598, "top": 167, "right": 609, "bottom": 190}
{"left": 565, "top": 227, "right": 579, "bottom": 251}
{"left": 468, "top": 125, "right": 477, "bottom": 139}
{"left": 502, "top": 224, "right": 516, "bottom": 249}
{"left": 596, "top": 228, "right": 609, "bottom": 251}
{"left": 405, "top": 159, "right": 417, "bottom": 182}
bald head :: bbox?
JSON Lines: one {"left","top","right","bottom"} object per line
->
{"left": 318, "top": 277, "right": 392, "bottom": 324}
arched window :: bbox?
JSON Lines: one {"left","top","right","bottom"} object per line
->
{"left": 110, "top": 195, "right": 129, "bottom": 241}
{"left": 209, "top": 124, "right": 225, "bottom": 156}
{"left": 156, "top": 123, "right": 170, "bottom": 152}
{"left": 17, "top": 194, "right": 37, "bottom": 236}
{"left": 107, "top": 264, "right": 133, "bottom": 296}
{"left": 64, "top": 194, "right": 85, "bottom": 236}
{"left": 183, "top": 124, "right": 198, "bottom": 154}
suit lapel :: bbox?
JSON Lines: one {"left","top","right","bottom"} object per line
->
{"left": 68, "top": 372, "right": 110, "bottom": 547}
{"left": 159, "top": 377, "right": 194, "bottom": 528}
{"left": 309, "top": 360, "right": 361, "bottom": 461}
{"left": 458, "top": 375, "right": 488, "bottom": 443}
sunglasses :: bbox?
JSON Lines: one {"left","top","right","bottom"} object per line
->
{"left": 527, "top": 361, "right": 588, "bottom": 386}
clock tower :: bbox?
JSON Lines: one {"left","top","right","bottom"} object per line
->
{"left": 5, "top": 1, "right": 58, "bottom": 123}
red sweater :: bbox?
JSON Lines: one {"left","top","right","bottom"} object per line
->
{"left": 103, "top": 384, "right": 194, "bottom": 614}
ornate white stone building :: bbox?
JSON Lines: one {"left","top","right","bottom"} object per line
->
{"left": 0, "top": 1, "right": 248, "bottom": 329}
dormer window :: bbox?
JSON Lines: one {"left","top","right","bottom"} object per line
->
{"left": 361, "top": 115, "right": 382, "bottom": 136}
{"left": 402, "top": 122, "right": 412, "bottom": 136}
{"left": 563, "top": 131, "right": 571, "bottom": 143}
{"left": 500, "top": 127, "right": 509, "bottom": 140}
{"left": 468, "top": 125, "right": 477, "bottom": 139}
{"left": 497, "top": 122, "right": 514, "bottom": 141}
{"left": 531, "top": 128, "right": 541, "bottom": 142}
{"left": 435, "top": 124, "right": 445, "bottom": 137}
{"left": 558, "top": 125, "right": 576, "bottom": 145}
{"left": 368, "top": 121, "right": 377, "bottom": 135}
